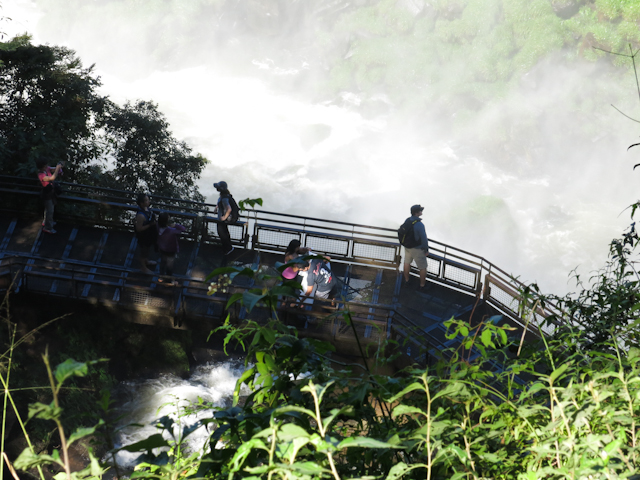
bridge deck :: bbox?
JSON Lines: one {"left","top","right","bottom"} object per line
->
{"left": 0, "top": 177, "right": 555, "bottom": 367}
{"left": 0, "top": 213, "right": 531, "bottom": 367}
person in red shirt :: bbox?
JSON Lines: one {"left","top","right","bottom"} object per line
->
{"left": 36, "top": 158, "right": 63, "bottom": 234}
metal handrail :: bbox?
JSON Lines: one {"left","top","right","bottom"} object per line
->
{"left": 0, "top": 254, "right": 435, "bottom": 365}
{"left": 0, "top": 176, "right": 556, "bottom": 331}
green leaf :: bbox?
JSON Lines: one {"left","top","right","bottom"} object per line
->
{"left": 262, "top": 328, "right": 276, "bottom": 345}
{"left": 273, "top": 405, "right": 317, "bottom": 419}
{"left": 54, "top": 358, "right": 89, "bottom": 384}
{"left": 119, "top": 433, "right": 169, "bottom": 452}
{"left": 480, "top": 329, "right": 493, "bottom": 348}
{"left": 459, "top": 325, "right": 469, "bottom": 337}
{"left": 229, "top": 438, "right": 268, "bottom": 473}
{"left": 28, "top": 402, "right": 62, "bottom": 421}
{"left": 337, "top": 437, "right": 397, "bottom": 449}
{"left": 391, "top": 404, "right": 427, "bottom": 419}
{"left": 301, "top": 381, "right": 334, "bottom": 406}
{"left": 68, "top": 425, "right": 98, "bottom": 446}
{"left": 278, "top": 423, "right": 311, "bottom": 441}
{"left": 14, "top": 448, "right": 64, "bottom": 470}
{"left": 549, "top": 362, "right": 571, "bottom": 383}
{"left": 205, "top": 266, "right": 241, "bottom": 282}
{"left": 323, "top": 405, "right": 354, "bottom": 431}
{"left": 385, "top": 462, "right": 428, "bottom": 480}
{"left": 225, "top": 292, "right": 244, "bottom": 309}
{"left": 432, "top": 382, "right": 465, "bottom": 401}
{"left": 287, "top": 461, "right": 327, "bottom": 475}
{"left": 387, "top": 381, "right": 426, "bottom": 402}
{"left": 242, "top": 291, "right": 266, "bottom": 312}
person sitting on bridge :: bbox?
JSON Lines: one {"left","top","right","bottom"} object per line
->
{"left": 282, "top": 239, "right": 311, "bottom": 284}
{"left": 284, "top": 239, "right": 311, "bottom": 263}
{"left": 157, "top": 212, "right": 186, "bottom": 285}
{"left": 134, "top": 193, "right": 158, "bottom": 275}
{"left": 36, "top": 157, "right": 63, "bottom": 234}
{"left": 401, "top": 204, "right": 429, "bottom": 289}
{"left": 293, "top": 257, "right": 339, "bottom": 302}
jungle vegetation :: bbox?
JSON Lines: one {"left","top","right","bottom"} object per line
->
{"left": 5, "top": 210, "right": 640, "bottom": 479}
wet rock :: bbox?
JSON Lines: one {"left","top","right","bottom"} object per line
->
{"left": 550, "top": 0, "right": 585, "bottom": 20}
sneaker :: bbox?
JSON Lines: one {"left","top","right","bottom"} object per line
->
{"left": 225, "top": 246, "right": 235, "bottom": 255}
{"left": 42, "top": 221, "right": 57, "bottom": 227}
{"left": 42, "top": 228, "right": 57, "bottom": 234}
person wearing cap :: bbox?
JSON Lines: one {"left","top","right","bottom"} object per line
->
{"left": 213, "top": 181, "right": 234, "bottom": 255}
{"left": 403, "top": 204, "right": 429, "bottom": 289}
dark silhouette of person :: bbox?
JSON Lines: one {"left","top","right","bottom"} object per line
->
{"left": 213, "top": 181, "right": 234, "bottom": 255}
{"left": 134, "top": 193, "right": 157, "bottom": 274}
{"left": 36, "top": 157, "right": 63, "bottom": 234}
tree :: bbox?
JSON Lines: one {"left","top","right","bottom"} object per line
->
{"left": 100, "top": 100, "right": 207, "bottom": 201}
{"left": 0, "top": 35, "right": 105, "bottom": 177}
{"left": 0, "top": 36, "right": 207, "bottom": 200}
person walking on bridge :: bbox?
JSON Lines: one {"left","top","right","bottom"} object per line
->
{"left": 134, "top": 193, "right": 158, "bottom": 274}
{"left": 213, "top": 181, "right": 236, "bottom": 255}
{"left": 401, "top": 204, "right": 429, "bottom": 289}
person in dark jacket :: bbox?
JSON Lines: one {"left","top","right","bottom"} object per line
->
{"left": 213, "top": 181, "right": 234, "bottom": 255}
{"left": 402, "top": 204, "right": 429, "bottom": 288}
{"left": 134, "top": 193, "right": 157, "bottom": 274}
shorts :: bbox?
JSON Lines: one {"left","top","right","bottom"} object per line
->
{"left": 315, "top": 284, "right": 338, "bottom": 299}
{"left": 404, "top": 247, "right": 428, "bottom": 270}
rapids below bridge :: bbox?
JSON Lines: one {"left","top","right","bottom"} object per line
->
{"left": 0, "top": 176, "right": 556, "bottom": 371}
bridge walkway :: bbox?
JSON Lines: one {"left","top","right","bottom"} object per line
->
{"left": 0, "top": 177, "right": 559, "bottom": 367}
{"left": 0, "top": 213, "right": 483, "bottom": 358}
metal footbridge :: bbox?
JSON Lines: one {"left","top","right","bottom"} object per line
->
{"left": 0, "top": 176, "right": 557, "bottom": 368}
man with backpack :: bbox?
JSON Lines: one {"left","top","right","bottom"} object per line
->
{"left": 399, "top": 204, "right": 429, "bottom": 289}
{"left": 213, "top": 180, "right": 239, "bottom": 255}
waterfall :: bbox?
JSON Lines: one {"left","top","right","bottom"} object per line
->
{"left": 4, "top": 0, "right": 639, "bottom": 295}
{"left": 111, "top": 361, "right": 247, "bottom": 469}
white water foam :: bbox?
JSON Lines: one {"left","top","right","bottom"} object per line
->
{"left": 111, "top": 361, "right": 247, "bottom": 469}
{"left": 6, "top": 1, "right": 640, "bottom": 296}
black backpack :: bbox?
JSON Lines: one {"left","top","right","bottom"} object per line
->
{"left": 398, "top": 218, "right": 421, "bottom": 248}
{"left": 221, "top": 194, "right": 240, "bottom": 224}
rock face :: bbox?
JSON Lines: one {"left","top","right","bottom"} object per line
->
{"left": 550, "top": 0, "right": 585, "bottom": 19}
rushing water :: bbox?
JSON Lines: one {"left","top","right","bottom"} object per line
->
{"left": 5, "top": 1, "right": 640, "bottom": 296}
{"left": 110, "top": 361, "right": 247, "bottom": 469}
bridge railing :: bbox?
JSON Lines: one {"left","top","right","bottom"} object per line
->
{"left": 0, "top": 176, "right": 560, "bottom": 335}
{"left": 0, "top": 255, "right": 441, "bottom": 367}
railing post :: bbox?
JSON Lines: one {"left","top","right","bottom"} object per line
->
{"left": 482, "top": 274, "right": 491, "bottom": 300}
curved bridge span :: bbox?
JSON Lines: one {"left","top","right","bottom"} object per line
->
{"left": 0, "top": 176, "right": 557, "bottom": 368}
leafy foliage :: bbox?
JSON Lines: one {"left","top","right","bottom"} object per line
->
{"left": 100, "top": 100, "right": 207, "bottom": 201}
{"left": 108, "top": 246, "right": 640, "bottom": 479}
{"left": 524, "top": 213, "right": 640, "bottom": 354}
{"left": 0, "top": 36, "right": 105, "bottom": 177}
{"left": 0, "top": 36, "right": 207, "bottom": 199}
{"left": 14, "top": 351, "right": 108, "bottom": 480}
